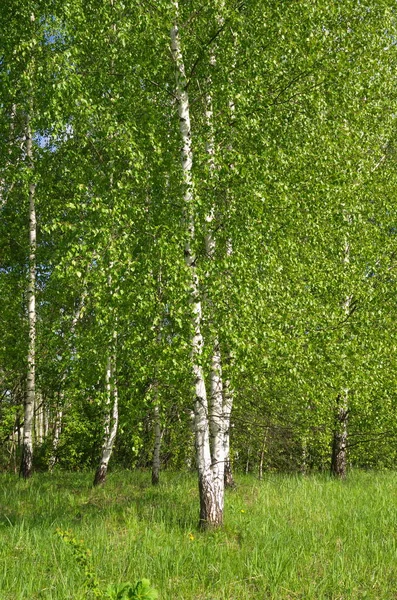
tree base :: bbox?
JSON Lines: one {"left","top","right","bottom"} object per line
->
{"left": 20, "top": 445, "right": 33, "bottom": 479}
{"left": 198, "top": 474, "right": 224, "bottom": 529}
{"left": 93, "top": 464, "right": 107, "bottom": 486}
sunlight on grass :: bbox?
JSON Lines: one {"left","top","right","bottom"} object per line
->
{"left": 1, "top": 470, "right": 397, "bottom": 599}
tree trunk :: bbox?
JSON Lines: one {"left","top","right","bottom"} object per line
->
{"left": 35, "top": 397, "right": 44, "bottom": 446}
{"left": 331, "top": 227, "right": 351, "bottom": 479}
{"left": 258, "top": 430, "right": 268, "bottom": 481}
{"left": 20, "top": 112, "right": 36, "bottom": 480}
{"left": 204, "top": 4, "right": 234, "bottom": 498}
{"left": 171, "top": 3, "right": 225, "bottom": 529}
{"left": 44, "top": 406, "right": 49, "bottom": 438}
{"left": 223, "top": 374, "right": 235, "bottom": 489}
{"left": 49, "top": 405, "right": 63, "bottom": 471}
{"left": 152, "top": 404, "right": 162, "bottom": 485}
{"left": 331, "top": 392, "right": 348, "bottom": 478}
{"left": 198, "top": 470, "right": 224, "bottom": 527}
{"left": 245, "top": 446, "right": 251, "bottom": 475}
{"left": 301, "top": 436, "right": 308, "bottom": 476}
{"left": 93, "top": 332, "right": 119, "bottom": 486}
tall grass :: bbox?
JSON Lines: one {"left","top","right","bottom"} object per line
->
{"left": 1, "top": 470, "right": 397, "bottom": 599}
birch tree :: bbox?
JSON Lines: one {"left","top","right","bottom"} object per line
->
{"left": 170, "top": 0, "right": 231, "bottom": 527}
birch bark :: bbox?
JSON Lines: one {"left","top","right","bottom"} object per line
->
{"left": 152, "top": 403, "right": 162, "bottom": 485}
{"left": 205, "top": 0, "right": 237, "bottom": 495}
{"left": 20, "top": 111, "right": 36, "bottom": 479}
{"left": 331, "top": 392, "right": 348, "bottom": 478}
{"left": 94, "top": 330, "right": 119, "bottom": 486}
{"left": 171, "top": 2, "right": 224, "bottom": 527}
{"left": 331, "top": 228, "right": 351, "bottom": 478}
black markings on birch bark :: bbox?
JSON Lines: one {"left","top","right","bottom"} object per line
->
{"left": 93, "top": 328, "right": 119, "bottom": 487}
{"left": 171, "top": 1, "right": 224, "bottom": 528}
{"left": 21, "top": 109, "right": 36, "bottom": 480}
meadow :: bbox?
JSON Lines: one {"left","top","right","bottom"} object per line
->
{"left": 1, "top": 470, "right": 397, "bottom": 599}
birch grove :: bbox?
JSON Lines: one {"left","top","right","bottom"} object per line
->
{"left": 0, "top": 0, "right": 397, "bottom": 525}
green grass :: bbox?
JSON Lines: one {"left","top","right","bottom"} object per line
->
{"left": 1, "top": 470, "right": 397, "bottom": 599}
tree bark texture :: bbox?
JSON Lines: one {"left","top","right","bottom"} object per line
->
{"left": 94, "top": 332, "right": 119, "bottom": 486}
{"left": 20, "top": 113, "right": 36, "bottom": 480}
{"left": 152, "top": 404, "right": 162, "bottom": 485}
{"left": 331, "top": 392, "right": 348, "bottom": 478}
{"left": 171, "top": 3, "right": 226, "bottom": 528}
{"left": 331, "top": 227, "right": 351, "bottom": 479}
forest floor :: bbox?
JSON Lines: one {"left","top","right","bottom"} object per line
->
{"left": 1, "top": 470, "right": 397, "bottom": 599}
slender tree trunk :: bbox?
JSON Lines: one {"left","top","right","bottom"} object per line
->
{"left": 44, "top": 406, "right": 49, "bottom": 438}
{"left": 20, "top": 112, "right": 36, "bottom": 479}
{"left": 331, "top": 392, "right": 348, "bottom": 478}
{"left": 258, "top": 430, "right": 268, "bottom": 481}
{"left": 152, "top": 404, "right": 162, "bottom": 485}
{"left": 208, "top": 340, "right": 226, "bottom": 514}
{"left": 301, "top": 436, "right": 308, "bottom": 476}
{"left": 49, "top": 404, "right": 63, "bottom": 471}
{"left": 245, "top": 447, "right": 251, "bottom": 475}
{"left": 331, "top": 228, "right": 351, "bottom": 478}
{"left": 223, "top": 373, "right": 235, "bottom": 488}
{"left": 171, "top": 3, "right": 225, "bottom": 528}
{"left": 203, "top": 4, "right": 235, "bottom": 497}
{"left": 35, "top": 398, "right": 44, "bottom": 446}
{"left": 94, "top": 332, "right": 119, "bottom": 486}
{"left": 17, "top": 414, "right": 22, "bottom": 448}
{"left": 9, "top": 424, "right": 17, "bottom": 473}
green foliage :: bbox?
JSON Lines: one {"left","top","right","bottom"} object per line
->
{"left": 1, "top": 0, "right": 397, "bottom": 503}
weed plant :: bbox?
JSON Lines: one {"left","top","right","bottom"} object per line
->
{"left": 1, "top": 470, "right": 397, "bottom": 599}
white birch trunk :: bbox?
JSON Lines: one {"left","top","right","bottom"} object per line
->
{"left": 209, "top": 342, "right": 225, "bottom": 480}
{"left": 331, "top": 392, "right": 348, "bottom": 478}
{"left": 44, "top": 406, "right": 49, "bottom": 438}
{"left": 205, "top": 2, "right": 235, "bottom": 498}
{"left": 258, "top": 429, "right": 269, "bottom": 481}
{"left": 20, "top": 112, "right": 36, "bottom": 479}
{"left": 332, "top": 228, "right": 351, "bottom": 478}
{"left": 152, "top": 404, "right": 162, "bottom": 485}
{"left": 171, "top": 3, "right": 224, "bottom": 527}
{"left": 34, "top": 394, "right": 44, "bottom": 446}
{"left": 36, "top": 399, "right": 43, "bottom": 446}
{"left": 94, "top": 331, "right": 119, "bottom": 486}
{"left": 223, "top": 372, "right": 235, "bottom": 488}
{"left": 49, "top": 406, "right": 63, "bottom": 471}
{"left": 301, "top": 436, "right": 308, "bottom": 476}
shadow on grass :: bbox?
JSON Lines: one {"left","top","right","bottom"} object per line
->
{"left": 0, "top": 470, "right": 199, "bottom": 533}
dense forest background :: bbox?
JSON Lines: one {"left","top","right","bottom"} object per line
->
{"left": 1, "top": 0, "right": 397, "bottom": 526}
